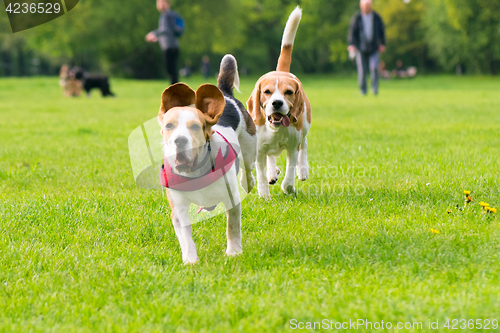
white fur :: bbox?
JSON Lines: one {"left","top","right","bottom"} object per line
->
{"left": 168, "top": 130, "right": 242, "bottom": 264}
{"left": 224, "top": 96, "right": 240, "bottom": 114}
{"left": 255, "top": 101, "right": 310, "bottom": 199}
{"left": 265, "top": 79, "right": 289, "bottom": 117}
{"left": 282, "top": 6, "right": 302, "bottom": 47}
{"left": 164, "top": 103, "right": 256, "bottom": 264}
{"left": 233, "top": 65, "right": 241, "bottom": 93}
{"left": 163, "top": 110, "right": 198, "bottom": 172}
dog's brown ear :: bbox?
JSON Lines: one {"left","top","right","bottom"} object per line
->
{"left": 158, "top": 83, "right": 196, "bottom": 126}
{"left": 247, "top": 79, "right": 266, "bottom": 126}
{"left": 289, "top": 78, "right": 305, "bottom": 125}
{"left": 195, "top": 84, "right": 225, "bottom": 140}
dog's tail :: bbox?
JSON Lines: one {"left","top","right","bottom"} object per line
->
{"left": 276, "top": 6, "right": 302, "bottom": 72}
{"left": 217, "top": 54, "right": 241, "bottom": 96}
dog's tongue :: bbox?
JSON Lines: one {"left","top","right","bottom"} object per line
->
{"left": 281, "top": 114, "right": 291, "bottom": 127}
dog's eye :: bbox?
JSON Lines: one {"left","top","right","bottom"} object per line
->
{"left": 165, "top": 123, "right": 174, "bottom": 130}
{"left": 190, "top": 124, "right": 201, "bottom": 131}
{"left": 284, "top": 90, "right": 294, "bottom": 95}
{"left": 264, "top": 90, "right": 272, "bottom": 95}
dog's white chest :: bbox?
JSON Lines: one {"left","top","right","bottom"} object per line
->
{"left": 257, "top": 124, "right": 301, "bottom": 156}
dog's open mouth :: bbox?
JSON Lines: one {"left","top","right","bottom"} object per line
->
{"left": 268, "top": 113, "right": 291, "bottom": 127}
{"left": 175, "top": 152, "right": 192, "bottom": 172}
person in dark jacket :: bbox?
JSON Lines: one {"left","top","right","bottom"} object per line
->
{"left": 145, "top": 0, "right": 181, "bottom": 85}
{"left": 348, "top": 0, "right": 386, "bottom": 95}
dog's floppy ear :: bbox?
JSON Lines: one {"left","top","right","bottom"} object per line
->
{"left": 158, "top": 83, "right": 196, "bottom": 126}
{"left": 247, "top": 79, "right": 266, "bottom": 126}
{"left": 289, "top": 78, "right": 305, "bottom": 125}
{"left": 195, "top": 84, "right": 225, "bottom": 141}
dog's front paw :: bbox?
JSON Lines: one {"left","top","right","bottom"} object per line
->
{"left": 281, "top": 182, "right": 296, "bottom": 195}
{"left": 226, "top": 246, "right": 242, "bottom": 256}
{"left": 183, "top": 254, "right": 199, "bottom": 265}
{"left": 297, "top": 166, "right": 308, "bottom": 181}
{"left": 267, "top": 167, "right": 281, "bottom": 185}
{"left": 258, "top": 183, "right": 271, "bottom": 200}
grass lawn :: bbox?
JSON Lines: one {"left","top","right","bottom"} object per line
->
{"left": 1, "top": 74, "right": 500, "bottom": 332}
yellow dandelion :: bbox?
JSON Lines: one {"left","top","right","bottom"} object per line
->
{"left": 479, "top": 202, "right": 490, "bottom": 207}
{"left": 466, "top": 196, "right": 473, "bottom": 203}
{"left": 464, "top": 190, "right": 471, "bottom": 196}
{"left": 485, "top": 207, "right": 497, "bottom": 214}
{"left": 430, "top": 228, "right": 440, "bottom": 234}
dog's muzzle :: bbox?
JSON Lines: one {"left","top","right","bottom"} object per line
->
{"left": 268, "top": 112, "right": 291, "bottom": 127}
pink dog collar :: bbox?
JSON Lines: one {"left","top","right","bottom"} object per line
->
{"left": 159, "top": 131, "right": 238, "bottom": 191}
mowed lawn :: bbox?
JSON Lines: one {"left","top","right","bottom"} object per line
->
{"left": 1, "top": 74, "right": 499, "bottom": 332}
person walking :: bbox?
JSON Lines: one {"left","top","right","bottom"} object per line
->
{"left": 145, "top": 0, "right": 183, "bottom": 85}
{"left": 348, "top": 0, "right": 386, "bottom": 95}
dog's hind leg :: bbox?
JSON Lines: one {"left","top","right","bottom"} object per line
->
{"left": 238, "top": 131, "right": 256, "bottom": 193}
{"left": 225, "top": 203, "right": 242, "bottom": 256}
{"left": 267, "top": 156, "right": 281, "bottom": 185}
{"left": 297, "top": 136, "right": 308, "bottom": 181}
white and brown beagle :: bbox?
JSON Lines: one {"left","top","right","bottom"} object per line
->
{"left": 158, "top": 55, "right": 256, "bottom": 264}
{"left": 247, "top": 6, "right": 312, "bottom": 199}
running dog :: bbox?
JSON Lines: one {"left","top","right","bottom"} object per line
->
{"left": 247, "top": 6, "right": 312, "bottom": 199}
{"left": 158, "top": 55, "right": 256, "bottom": 264}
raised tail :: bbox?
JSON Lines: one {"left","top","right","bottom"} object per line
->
{"left": 217, "top": 54, "right": 240, "bottom": 96}
{"left": 276, "top": 6, "right": 302, "bottom": 72}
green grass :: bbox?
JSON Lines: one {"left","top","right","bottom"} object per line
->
{"left": 1, "top": 75, "right": 500, "bottom": 332}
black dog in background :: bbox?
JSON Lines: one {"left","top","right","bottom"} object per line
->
{"left": 74, "top": 68, "right": 115, "bottom": 97}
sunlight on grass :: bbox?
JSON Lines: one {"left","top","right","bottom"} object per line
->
{"left": 1, "top": 76, "right": 499, "bottom": 332}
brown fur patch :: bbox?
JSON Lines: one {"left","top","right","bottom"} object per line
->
{"left": 195, "top": 84, "right": 226, "bottom": 141}
{"left": 276, "top": 44, "right": 293, "bottom": 72}
{"left": 159, "top": 83, "right": 196, "bottom": 115}
{"left": 158, "top": 83, "right": 225, "bottom": 141}
{"left": 242, "top": 109, "right": 256, "bottom": 135}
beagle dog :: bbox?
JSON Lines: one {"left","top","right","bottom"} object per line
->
{"left": 158, "top": 55, "right": 256, "bottom": 264}
{"left": 247, "top": 7, "right": 312, "bottom": 199}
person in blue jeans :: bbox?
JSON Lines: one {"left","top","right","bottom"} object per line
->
{"left": 348, "top": 0, "right": 386, "bottom": 95}
{"left": 145, "top": 0, "right": 181, "bottom": 84}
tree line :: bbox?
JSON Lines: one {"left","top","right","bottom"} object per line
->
{"left": 0, "top": 0, "right": 499, "bottom": 78}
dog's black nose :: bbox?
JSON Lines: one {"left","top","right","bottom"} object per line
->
{"left": 174, "top": 136, "right": 188, "bottom": 147}
{"left": 272, "top": 100, "right": 283, "bottom": 109}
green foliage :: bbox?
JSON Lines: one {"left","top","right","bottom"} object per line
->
{"left": 423, "top": 0, "right": 500, "bottom": 74}
{"left": 377, "top": 0, "right": 429, "bottom": 69}
{"left": 1, "top": 75, "right": 500, "bottom": 330}
{"left": 0, "top": 0, "right": 499, "bottom": 75}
